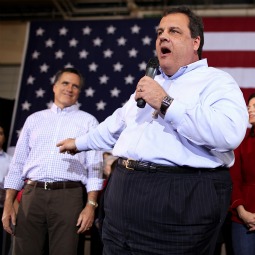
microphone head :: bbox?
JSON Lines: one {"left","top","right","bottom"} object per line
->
{"left": 147, "top": 57, "right": 159, "bottom": 69}
{"left": 145, "top": 57, "right": 159, "bottom": 79}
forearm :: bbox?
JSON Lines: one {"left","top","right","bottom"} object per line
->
{"left": 76, "top": 108, "right": 126, "bottom": 151}
{"left": 236, "top": 205, "right": 255, "bottom": 224}
{"left": 171, "top": 105, "right": 247, "bottom": 151}
{"left": 166, "top": 86, "right": 248, "bottom": 151}
{"left": 236, "top": 205, "right": 246, "bottom": 217}
{"left": 4, "top": 189, "right": 18, "bottom": 205}
{"left": 86, "top": 191, "right": 99, "bottom": 208}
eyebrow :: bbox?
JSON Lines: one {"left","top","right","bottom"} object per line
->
{"left": 61, "top": 80, "right": 80, "bottom": 87}
{"left": 156, "top": 26, "right": 181, "bottom": 32}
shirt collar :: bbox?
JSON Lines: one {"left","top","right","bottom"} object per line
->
{"left": 159, "top": 58, "right": 208, "bottom": 80}
{"left": 51, "top": 103, "right": 79, "bottom": 114}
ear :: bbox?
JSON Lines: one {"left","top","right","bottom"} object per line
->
{"left": 193, "top": 36, "right": 200, "bottom": 51}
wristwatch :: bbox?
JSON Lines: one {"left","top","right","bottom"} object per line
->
{"left": 160, "top": 95, "right": 174, "bottom": 115}
{"left": 87, "top": 200, "right": 98, "bottom": 208}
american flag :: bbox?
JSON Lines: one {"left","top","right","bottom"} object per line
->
{"left": 9, "top": 16, "right": 255, "bottom": 148}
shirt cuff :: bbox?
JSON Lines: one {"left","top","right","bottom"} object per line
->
{"left": 231, "top": 199, "right": 244, "bottom": 209}
{"left": 164, "top": 98, "right": 186, "bottom": 128}
{"left": 86, "top": 178, "right": 104, "bottom": 192}
{"left": 75, "top": 135, "right": 89, "bottom": 151}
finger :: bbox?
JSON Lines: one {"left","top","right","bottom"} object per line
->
{"left": 56, "top": 143, "right": 67, "bottom": 153}
{"left": 56, "top": 140, "right": 64, "bottom": 147}
{"left": 3, "top": 225, "right": 13, "bottom": 235}
{"left": 77, "top": 221, "right": 89, "bottom": 234}
{"left": 76, "top": 217, "right": 82, "bottom": 227}
{"left": 77, "top": 225, "right": 85, "bottom": 234}
{"left": 59, "top": 148, "right": 66, "bottom": 153}
{"left": 59, "top": 146, "right": 69, "bottom": 153}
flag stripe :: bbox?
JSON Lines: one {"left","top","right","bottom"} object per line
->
{"left": 220, "top": 68, "right": 255, "bottom": 88}
{"left": 204, "top": 32, "right": 255, "bottom": 51}
{"left": 203, "top": 51, "right": 255, "bottom": 67}
{"left": 203, "top": 17, "right": 255, "bottom": 31}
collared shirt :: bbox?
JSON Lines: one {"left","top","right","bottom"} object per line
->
{"left": 0, "top": 150, "right": 12, "bottom": 206}
{"left": 76, "top": 59, "right": 248, "bottom": 168}
{"left": 4, "top": 104, "right": 103, "bottom": 192}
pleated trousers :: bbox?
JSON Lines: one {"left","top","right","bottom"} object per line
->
{"left": 102, "top": 164, "right": 232, "bottom": 255}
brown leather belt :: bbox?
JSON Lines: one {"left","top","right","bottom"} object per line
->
{"left": 117, "top": 158, "right": 228, "bottom": 173}
{"left": 26, "top": 179, "right": 83, "bottom": 190}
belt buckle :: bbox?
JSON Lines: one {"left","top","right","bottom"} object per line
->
{"left": 125, "top": 159, "right": 134, "bottom": 170}
{"left": 44, "top": 182, "right": 49, "bottom": 190}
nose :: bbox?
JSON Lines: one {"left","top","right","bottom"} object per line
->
{"left": 66, "top": 84, "right": 73, "bottom": 91}
{"left": 159, "top": 32, "right": 169, "bottom": 43}
{"left": 248, "top": 106, "right": 253, "bottom": 113}
{"left": 248, "top": 109, "right": 255, "bottom": 117}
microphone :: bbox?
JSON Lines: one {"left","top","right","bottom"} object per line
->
{"left": 137, "top": 57, "right": 159, "bottom": 108}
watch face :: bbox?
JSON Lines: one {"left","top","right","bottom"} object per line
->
{"left": 88, "top": 200, "right": 98, "bottom": 207}
{"left": 160, "top": 96, "right": 173, "bottom": 115}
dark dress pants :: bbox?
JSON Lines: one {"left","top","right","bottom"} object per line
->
{"left": 102, "top": 164, "right": 232, "bottom": 255}
{"left": 12, "top": 184, "right": 84, "bottom": 255}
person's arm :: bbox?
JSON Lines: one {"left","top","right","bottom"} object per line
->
{"left": 57, "top": 105, "right": 127, "bottom": 153}
{"left": 75, "top": 115, "right": 104, "bottom": 233}
{"left": 4, "top": 117, "right": 32, "bottom": 190}
{"left": 76, "top": 190, "right": 99, "bottom": 234}
{"left": 2, "top": 188, "right": 18, "bottom": 235}
{"left": 230, "top": 138, "right": 255, "bottom": 231}
{"left": 168, "top": 89, "right": 247, "bottom": 152}
{"left": 230, "top": 146, "right": 244, "bottom": 209}
{"left": 236, "top": 205, "right": 255, "bottom": 231}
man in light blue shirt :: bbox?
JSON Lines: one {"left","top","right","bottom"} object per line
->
{"left": 57, "top": 7, "right": 248, "bottom": 255}
{"left": 2, "top": 68, "right": 103, "bottom": 255}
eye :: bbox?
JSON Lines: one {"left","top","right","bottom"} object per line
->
{"left": 72, "top": 85, "right": 80, "bottom": 90}
{"left": 156, "top": 29, "right": 163, "bottom": 37}
{"left": 169, "top": 28, "right": 179, "bottom": 34}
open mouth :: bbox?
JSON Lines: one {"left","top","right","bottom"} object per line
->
{"left": 161, "top": 47, "right": 171, "bottom": 54}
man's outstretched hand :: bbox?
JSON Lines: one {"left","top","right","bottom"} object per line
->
{"left": 56, "top": 138, "right": 79, "bottom": 155}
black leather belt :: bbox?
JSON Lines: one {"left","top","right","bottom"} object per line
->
{"left": 26, "top": 180, "right": 83, "bottom": 190}
{"left": 117, "top": 158, "right": 228, "bottom": 173}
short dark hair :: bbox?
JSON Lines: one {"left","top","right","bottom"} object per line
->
{"left": 163, "top": 6, "right": 204, "bottom": 60}
{"left": 248, "top": 93, "right": 255, "bottom": 137}
{"left": 53, "top": 67, "right": 84, "bottom": 88}
{"left": 0, "top": 122, "right": 5, "bottom": 132}
{"left": 248, "top": 93, "right": 255, "bottom": 104}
